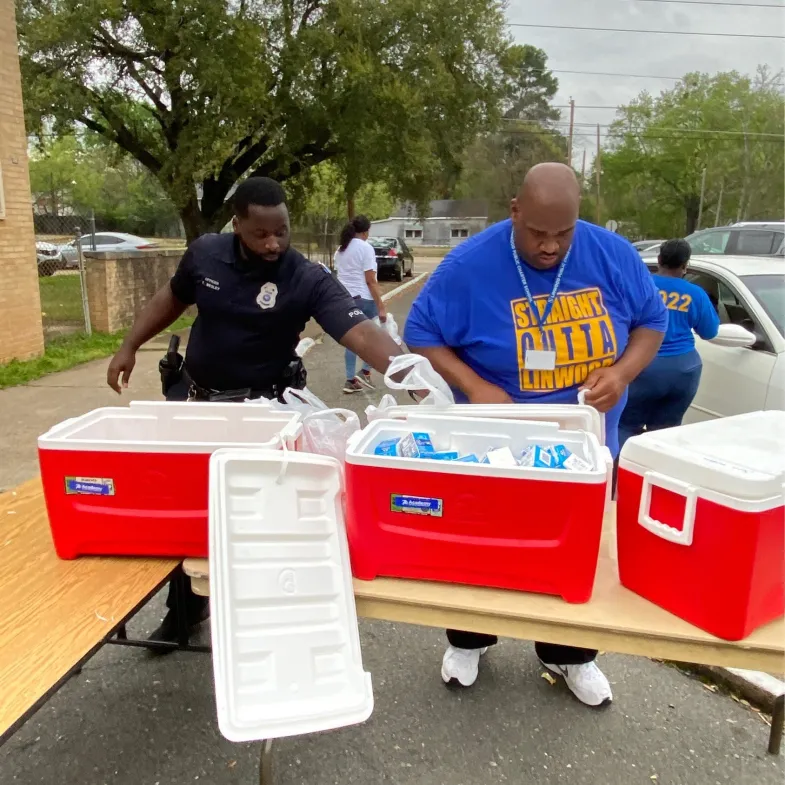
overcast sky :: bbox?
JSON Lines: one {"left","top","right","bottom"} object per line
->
{"left": 506, "top": 0, "right": 785, "bottom": 166}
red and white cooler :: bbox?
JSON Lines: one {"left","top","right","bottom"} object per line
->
{"left": 345, "top": 409, "right": 612, "bottom": 603}
{"left": 38, "top": 401, "right": 301, "bottom": 559}
{"left": 617, "top": 411, "right": 785, "bottom": 641}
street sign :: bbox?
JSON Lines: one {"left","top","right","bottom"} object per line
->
{"left": 605, "top": 219, "right": 619, "bottom": 233}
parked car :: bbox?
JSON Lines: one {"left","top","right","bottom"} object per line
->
{"left": 632, "top": 239, "right": 666, "bottom": 253}
{"left": 640, "top": 223, "right": 785, "bottom": 260}
{"left": 59, "top": 232, "right": 159, "bottom": 266}
{"left": 36, "top": 241, "right": 66, "bottom": 276}
{"left": 644, "top": 255, "right": 784, "bottom": 421}
{"left": 368, "top": 237, "right": 415, "bottom": 282}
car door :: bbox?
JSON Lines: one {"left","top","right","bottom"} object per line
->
{"left": 684, "top": 270, "right": 777, "bottom": 422}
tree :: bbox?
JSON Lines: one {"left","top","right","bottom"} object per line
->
{"left": 452, "top": 46, "right": 566, "bottom": 220}
{"left": 600, "top": 69, "right": 784, "bottom": 237}
{"left": 499, "top": 44, "right": 560, "bottom": 124}
{"left": 19, "top": 0, "right": 512, "bottom": 242}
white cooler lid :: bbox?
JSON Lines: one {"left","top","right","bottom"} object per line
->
{"left": 209, "top": 448, "right": 373, "bottom": 742}
{"left": 620, "top": 411, "right": 785, "bottom": 502}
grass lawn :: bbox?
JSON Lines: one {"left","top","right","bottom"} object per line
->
{"left": 39, "top": 274, "right": 84, "bottom": 324}
{"left": 0, "top": 315, "right": 194, "bottom": 389}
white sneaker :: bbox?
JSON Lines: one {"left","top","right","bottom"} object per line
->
{"left": 441, "top": 645, "right": 488, "bottom": 687}
{"left": 540, "top": 660, "right": 613, "bottom": 707}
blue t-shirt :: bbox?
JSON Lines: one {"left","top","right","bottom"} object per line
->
{"left": 404, "top": 219, "right": 668, "bottom": 457}
{"left": 652, "top": 274, "right": 720, "bottom": 357}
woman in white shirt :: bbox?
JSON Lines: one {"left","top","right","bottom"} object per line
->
{"left": 334, "top": 215, "right": 387, "bottom": 393}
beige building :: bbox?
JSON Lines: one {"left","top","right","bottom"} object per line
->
{"left": 0, "top": 0, "right": 44, "bottom": 362}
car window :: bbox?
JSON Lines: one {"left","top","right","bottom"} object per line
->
{"left": 87, "top": 234, "right": 121, "bottom": 246}
{"left": 735, "top": 231, "right": 777, "bottom": 255}
{"left": 741, "top": 275, "right": 784, "bottom": 338}
{"left": 688, "top": 230, "right": 730, "bottom": 254}
{"left": 687, "top": 270, "right": 772, "bottom": 350}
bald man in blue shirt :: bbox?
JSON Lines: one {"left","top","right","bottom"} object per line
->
{"left": 405, "top": 163, "right": 667, "bottom": 706}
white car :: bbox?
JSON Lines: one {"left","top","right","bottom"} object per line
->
{"left": 647, "top": 255, "right": 784, "bottom": 422}
{"left": 59, "top": 232, "right": 158, "bottom": 266}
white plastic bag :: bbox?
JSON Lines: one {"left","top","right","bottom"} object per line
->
{"left": 381, "top": 314, "right": 403, "bottom": 345}
{"left": 272, "top": 387, "right": 359, "bottom": 463}
{"left": 365, "top": 393, "right": 398, "bottom": 423}
{"left": 300, "top": 409, "right": 361, "bottom": 464}
{"left": 383, "top": 354, "right": 454, "bottom": 407}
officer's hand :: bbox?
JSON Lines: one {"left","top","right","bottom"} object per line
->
{"left": 378, "top": 305, "right": 388, "bottom": 324}
{"left": 467, "top": 380, "right": 513, "bottom": 405}
{"left": 107, "top": 346, "right": 136, "bottom": 394}
{"left": 581, "top": 366, "right": 626, "bottom": 412}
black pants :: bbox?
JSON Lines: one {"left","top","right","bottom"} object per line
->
{"left": 446, "top": 629, "right": 597, "bottom": 666}
{"left": 164, "top": 377, "right": 209, "bottom": 623}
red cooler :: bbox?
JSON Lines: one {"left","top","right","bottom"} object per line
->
{"left": 38, "top": 401, "right": 301, "bottom": 559}
{"left": 617, "top": 411, "right": 785, "bottom": 641}
{"left": 345, "top": 411, "right": 611, "bottom": 603}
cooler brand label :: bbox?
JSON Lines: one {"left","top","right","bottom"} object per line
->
{"left": 65, "top": 476, "right": 115, "bottom": 496}
{"left": 390, "top": 494, "right": 443, "bottom": 517}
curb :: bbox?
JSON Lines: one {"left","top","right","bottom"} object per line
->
{"left": 692, "top": 665, "right": 784, "bottom": 712}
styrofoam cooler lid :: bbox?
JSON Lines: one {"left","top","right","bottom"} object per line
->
{"left": 620, "top": 411, "right": 785, "bottom": 502}
{"left": 209, "top": 448, "right": 373, "bottom": 742}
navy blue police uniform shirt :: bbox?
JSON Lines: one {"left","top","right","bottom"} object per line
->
{"left": 169, "top": 233, "right": 367, "bottom": 391}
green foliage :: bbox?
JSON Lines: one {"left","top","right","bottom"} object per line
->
{"left": 600, "top": 68, "right": 784, "bottom": 238}
{"left": 29, "top": 135, "right": 180, "bottom": 235}
{"left": 289, "top": 161, "right": 395, "bottom": 231}
{"left": 19, "top": 0, "right": 513, "bottom": 241}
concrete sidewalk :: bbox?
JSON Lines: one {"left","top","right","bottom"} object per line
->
{"left": 1, "top": 275, "right": 782, "bottom": 785}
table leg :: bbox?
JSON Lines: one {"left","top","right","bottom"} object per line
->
{"left": 259, "top": 739, "right": 274, "bottom": 784}
{"left": 768, "top": 694, "right": 784, "bottom": 755}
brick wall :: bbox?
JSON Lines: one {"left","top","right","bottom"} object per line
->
{"left": 0, "top": 0, "right": 44, "bottom": 363}
{"left": 84, "top": 249, "right": 186, "bottom": 333}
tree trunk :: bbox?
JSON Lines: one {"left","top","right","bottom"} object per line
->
{"left": 347, "top": 194, "right": 356, "bottom": 219}
{"left": 180, "top": 197, "right": 209, "bottom": 245}
{"left": 684, "top": 195, "right": 700, "bottom": 235}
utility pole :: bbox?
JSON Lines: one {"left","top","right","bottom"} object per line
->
{"left": 595, "top": 124, "right": 601, "bottom": 225}
{"left": 697, "top": 167, "right": 707, "bottom": 230}
{"left": 581, "top": 148, "right": 587, "bottom": 183}
{"left": 567, "top": 98, "right": 575, "bottom": 166}
{"left": 714, "top": 180, "right": 724, "bottom": 227}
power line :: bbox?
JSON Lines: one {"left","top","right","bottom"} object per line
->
{"left": 508, "top": 22, "right": 784, "bottom": 39}
{"left": 594, "top": 0, "right": 785, "bottom": 7}
{"left": 501, "top": 119, "right": 785, "bottom": 138}
{"left": 550, "top": 68, "right": 684, "bottom": 81}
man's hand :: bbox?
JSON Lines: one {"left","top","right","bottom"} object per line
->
{"left": 378, "top": 304, "right": 388, "bottom": 324}
{"left": 467, "top": 379, "right": 513, "bottom": 405}
{"left": 581, "top": 366, "right": 626, "bottom": 412}
{"left": 107, "top": 346, "right": 137, "bottom": 394}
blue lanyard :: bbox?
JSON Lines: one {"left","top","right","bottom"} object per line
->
{"left": 509, "top": 229, "right": 571, "bottom": 336}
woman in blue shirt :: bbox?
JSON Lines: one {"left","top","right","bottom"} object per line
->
{"left": 619, "top": 239, "right": 720, "bottom": 450}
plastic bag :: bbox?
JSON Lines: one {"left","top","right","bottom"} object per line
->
{"left": 365, "top": 393, "right": 398, "bottom": 423}
{"left": 272, "top": 387, "right": 359, "bottom": 463}
{"left": 300, "top": 409, "right": 361, "bottom": 464}
{"left": 381, "top": 314, "right": 403, "bottom": 345}
{"left": 383, "top": 354, "right": 454, "bottom": 407}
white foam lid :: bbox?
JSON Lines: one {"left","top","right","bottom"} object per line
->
{"left": 619, "top": 411, "right": 785, "bottom": 503}
{"left": 209, "top": 448, "right": 373, "bottom": 742}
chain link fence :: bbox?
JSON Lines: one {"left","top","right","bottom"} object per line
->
{"left": 292, "top": 231, "right": 338, "bottom": 270}
{"left": 35, "top": 215, "right": 93, "bottom": 341}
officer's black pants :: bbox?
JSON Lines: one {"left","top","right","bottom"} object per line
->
{"left": 446, "top": 629, "right": 597, "bottom": 665}
{"left": 164, "top": 377, "right": 209, "bottom": 624}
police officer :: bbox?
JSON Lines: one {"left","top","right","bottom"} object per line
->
{"left": 107, "top": 176, "right": 404, "bottom": 646}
